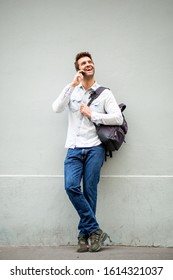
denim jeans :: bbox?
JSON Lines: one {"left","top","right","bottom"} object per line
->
{"left": 64, "top": 144, "right": 105, "bottom": 237}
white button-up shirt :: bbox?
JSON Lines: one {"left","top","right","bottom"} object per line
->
{"left": 52, "top": 82, "right": 123, "bottom": 148}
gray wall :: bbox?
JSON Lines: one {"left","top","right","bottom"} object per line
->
{"left": 0, "top": 0, "right": 173, "bottom": 246}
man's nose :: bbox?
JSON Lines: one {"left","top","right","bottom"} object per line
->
{"left": 86, "top": 62, "right": 93, "bottom": 67}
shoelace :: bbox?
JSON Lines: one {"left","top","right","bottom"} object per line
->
{"left": 79, "top": 237, "right": 88, "bottom": 244}
{"left": 107, "top": 235, "right": 112, "bottom": 243}
{"left": 90, "top": 232, "right": 113, "bottom": 244}
{"left": 91, "top": 233, "right": 100, "bottom": 242}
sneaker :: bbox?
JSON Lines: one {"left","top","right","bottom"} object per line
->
{"left": 89, "top": 229, "right": 108, "bottom": 252}
{"left": 77, "top": 235, "right": 89, "bottom": 253}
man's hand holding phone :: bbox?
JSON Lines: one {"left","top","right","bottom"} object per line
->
{"left": 70, "top": 71, "right": 85, "bottom": 87}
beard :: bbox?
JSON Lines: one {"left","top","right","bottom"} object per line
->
{"left": 83, "top": 68, "right": 95, "bottom": 79}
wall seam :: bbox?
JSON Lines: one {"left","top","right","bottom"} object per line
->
{"left": 0, "top": 175, "right": 173, "bottom": 178}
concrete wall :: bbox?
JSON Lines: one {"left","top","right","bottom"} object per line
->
{"left": 0, "top": 0, "right": 173, "bottom": 246}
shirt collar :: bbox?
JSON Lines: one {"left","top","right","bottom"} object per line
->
{"left": 79, "top": 81, "right": 100, "bottom": 92}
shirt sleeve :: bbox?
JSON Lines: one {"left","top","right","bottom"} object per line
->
{"left": 90, "top": 89, "right": 123, "bottom": 125}
{"left": 52, "top": 84, "right": 74, "bottom": 113}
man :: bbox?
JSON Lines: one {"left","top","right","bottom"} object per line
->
{"left": 52, "top": 52, "right": 123, "bottom": 252}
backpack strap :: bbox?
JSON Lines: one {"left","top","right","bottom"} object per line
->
{"left": 87, "top": 86, "right": 110, "bottom": 161}
{"left": 105, "top": 150, "right": 112, "bottom": 161}
{"left": 119, "top": 103, "right": 126, "bottom": 112}
{"left": 87, "top": 86, "right": 108, "bottom": 106}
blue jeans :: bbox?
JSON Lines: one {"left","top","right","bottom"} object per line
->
{"left": 64, "top": 144, "right": 105, "bottom": 237}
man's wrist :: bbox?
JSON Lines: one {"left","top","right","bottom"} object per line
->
{"left": 70, "top": 82, "right": 78, "bottom": 87}
{"left": 64, "top": 84, "right": 75, "bottom": 96}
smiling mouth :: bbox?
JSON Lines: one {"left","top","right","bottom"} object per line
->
{"left": 84, "top": 68, "right": 94, "bottom": 73}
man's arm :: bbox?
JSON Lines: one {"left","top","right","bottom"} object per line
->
{"left": 52, "top": 84, "right": 74, "bottom": 113}
{"left": 90, "top": 89, "right": 123, "bottom": 125}
{"left": 52, "top": 71, "right": 83, "bottom": 113}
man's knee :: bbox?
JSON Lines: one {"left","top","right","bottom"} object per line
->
{"left": 65, "top": 184, "right": 81, "bottom": 195}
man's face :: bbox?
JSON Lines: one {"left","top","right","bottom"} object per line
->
{"left": 77, "top": 56, "right": 95, "bottom": 77}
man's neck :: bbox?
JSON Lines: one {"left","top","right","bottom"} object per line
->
{"left": 82, "top": 77, "right": 95, "bottom": 90}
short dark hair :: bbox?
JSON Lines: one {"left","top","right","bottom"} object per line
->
{"left": 74, "top": 52, "right": 93, "bottom": 71}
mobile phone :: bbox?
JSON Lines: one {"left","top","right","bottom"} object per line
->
{"left": 79, "top": 71, "right": 85, "bottom": 76}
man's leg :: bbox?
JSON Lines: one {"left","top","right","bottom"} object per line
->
{"left": 83, "top": 144, "right": 105, "bottom": 214}
{"left": 64, "top": 148, "right": 99, "bottom": 236}
{"left": 82, "top": 145, "right": 109, "bottom": 252}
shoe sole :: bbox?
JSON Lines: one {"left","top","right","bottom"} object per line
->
{"left": 89, "top": 232, "right": 108, "bottom": 252}
{"left": 77, "top": 247, "right": 88, "bottom": 253}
